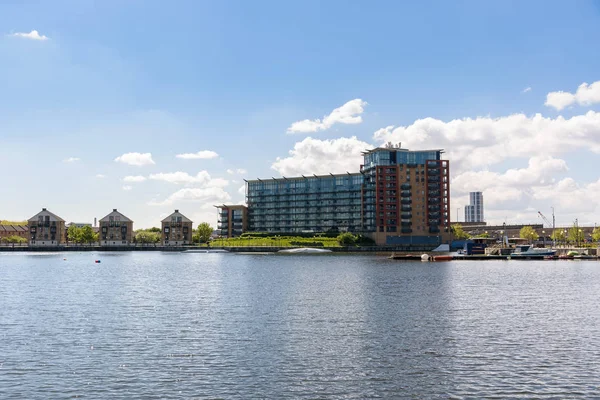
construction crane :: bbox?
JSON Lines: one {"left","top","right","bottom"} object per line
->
{"left": 538, "top": 211, "right": 552, "bottom": 228}
{"left": 538, "top": 208, "right": 556, "bottom": 247}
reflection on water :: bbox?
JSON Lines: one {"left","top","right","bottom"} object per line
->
{"left": 1, "top": 253, "right": 599, "bottom": 398}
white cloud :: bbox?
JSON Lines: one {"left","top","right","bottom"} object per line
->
{"left": 287, "top": 99, "right": 368, "bottom": 134}
{"left": 522, "top": 87, "right": 532, "bottom": 93}
{"left": 122, "top": 185, "right": 132, "bottom": 191}
{"left": 227, "top": 168, "right": 248, "bottom": 175}
{"left": 9, "top": 30, "right": 49, "bottom": 41}
{"left": 149, "top": 187, "right": 231, "bottom": 206}
{"left": 176, "top": 150, "right": 219, "bottom": 159}
{"left": 95, "top": 174, "right": 106, "bottom": 179}
{"left": 272, "top": 136, "right": 372, "bottom": 176}
{"left": 372, "top": 111, "right": 600, "bottom": 175}
{"left": 63, "top": 157, "right": 80, "bottom": 163}
{"left": 370, "top": 110, "right": 600, "bottom": 225}
{"left": 122, "top": 175, "right": 147, "bottom": 183}
{"left": 545, "top": 80, "right": 600, "bottom": 110}
{"left": 114, "top": 152, "right": 155, "bottom": 166}
{"left": 149, "top": 171, "right": 229, "bottom": 187}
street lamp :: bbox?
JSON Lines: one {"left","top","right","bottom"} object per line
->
{"left": 542, "top": 230, "right": 546, "bottom": 247}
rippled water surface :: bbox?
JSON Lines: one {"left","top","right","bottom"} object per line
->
{"left": 1, "top": 252, "right": 600, "bottom": 398}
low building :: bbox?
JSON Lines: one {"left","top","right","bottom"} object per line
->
{"left": 216, "top": 205, "right": 248, "bottom": 237}
{"left": 0, "top": 225, "right": 28, "bottom": 242}
{"left": 161, "top": 210, "right": 193, "bottom": 246}
{"left": 99, "top": 209, "right": 133, "bottom": 246}
{"left": 27, "top": 208, "right": 66, "bottom": 246}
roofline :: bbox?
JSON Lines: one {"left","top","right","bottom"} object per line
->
{"left": 246, "top": 171, "right": 362, "bottom": 183}
{"left": 361, "top": 147, "right": 445, "bottom": 155}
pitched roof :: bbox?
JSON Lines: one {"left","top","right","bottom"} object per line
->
{"left": 161, "top": 210, "right": 192, "bottom": 223}
{"left": 99, "top": 209, "right": 133, "bottom": 222}
{"left": 27, "top": 208, "right": 65, "bottom": 222}
{"left": 0, "top": 225, "right": 27, "bottom": 233}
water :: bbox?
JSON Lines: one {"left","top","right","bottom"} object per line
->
{"left": 1, "top": 252, "right": 600, "bottom": 398}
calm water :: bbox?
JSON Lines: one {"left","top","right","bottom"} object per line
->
{"left": 1, "top": 252, "right": 600, "bottom": 399}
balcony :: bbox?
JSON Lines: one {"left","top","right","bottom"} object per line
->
{"left": 401, "top": 228, "right": 413, "bottom": 234}
{"left": 401, "top": 199, "right": 412, "bottom": 205}
{"left": 400, "top": 183, "right": 411, "bottom": 190}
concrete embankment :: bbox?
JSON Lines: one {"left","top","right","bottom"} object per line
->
{"left": 0, "top": 245, "right": 438, "bottom": 253}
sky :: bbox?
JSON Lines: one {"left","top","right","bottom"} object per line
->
{"left": 1, "top": 0, "right": 600, "bottom": 229}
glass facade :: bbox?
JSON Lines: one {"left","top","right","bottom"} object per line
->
{"left": 231, "top": 146, "right": 450, "bottom": 245}
{"left": 246, "top": 174, "right": 365, "bottom": 233}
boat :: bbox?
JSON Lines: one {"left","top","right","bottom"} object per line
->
{"left": 509, "top": 245, "right": 556, "bottom": 259}
{"left": 278, "top": 247, "right": 333, "bottom": 254}
{"left": 184, "top": 249, "right": 229, "bottom": 253}
{"left": 433, "top": 255, "right": 453, "bottom": 261}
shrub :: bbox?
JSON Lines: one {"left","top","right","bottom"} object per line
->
{"left": 337, "top": 232, "right": 357, "bottom": 246}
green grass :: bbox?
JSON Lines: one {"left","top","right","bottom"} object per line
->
{"left": 207, "top": 236, "right": 343, "bottom": 247}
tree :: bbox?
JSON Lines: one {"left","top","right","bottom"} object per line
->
{"left": 451, "top": 224, "right": 470, "bottom": 240}
{"left": 6, "top": 235, "right": 26, "bottom": 246}
{"left": 551, "top": 229, "right": 566, "bottom": 245}
{"left": 147, "top": 227, "right": 161, "bottom": 233}
{"left": 67, "top": 225, "right": 83, "bottom": 244}
{"left": 337, "top": 232, "right": 357, "bottom": 246}
{"left": 568, "top": 225, "right": 584, "bottom": 246}
{"left": 196, "top": 223, "right": 213, "bottom": 244}
{"left": 135, "top": 230, "right": 160, "bottom": 245}
{"left": 80, "top": 225, "right": 98, "bottom": 245}
{"left": 592, "top": 227, "right": 600, "bottom": 243}
{"left": 520, "top": 226, "right": 539, "bottom": 243}
{"left": 0, "top": 220, "right": 27, "bottom": 226}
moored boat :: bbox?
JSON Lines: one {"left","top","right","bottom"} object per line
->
{"left": 510, "top": 245, "right": 556, "bottom": 259}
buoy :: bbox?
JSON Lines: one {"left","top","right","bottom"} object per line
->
{"left": 63, "top": 258, "right": 67, "bottom": 261}
{"left": 95, "top": 260, "right": 101, "bottom": 263}
{"left": 421, "top": 254, "right": 430, "bottom": 262}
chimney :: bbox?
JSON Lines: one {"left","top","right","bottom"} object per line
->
{"left": 113, "top": 209, "right": 117, "bottom": 212}
{"left": 42, "top": 208, "right": 47, "bottom": 211}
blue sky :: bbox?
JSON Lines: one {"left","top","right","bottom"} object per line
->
{"left": 2, "top": 0, "right": 600, "bottom": 228}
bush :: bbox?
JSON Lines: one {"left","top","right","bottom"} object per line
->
{"left": 337, "top": 232, "right": 357, "bottom": 246}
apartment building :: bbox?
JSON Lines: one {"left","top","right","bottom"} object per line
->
{"left": 161, "top": 210, "right": 193, "bottom": 245}
{"left": 465, "top": 191, "right": 484, "bottom": 223}
{"left": 99, "top": 209, "right": 133, "bottom": 246}
{"left": 27, "top": 208, "right": 66, "bottom": 246}
{"left": 234, "top": 144, "right": 451, "bottom": 245}
{"left": 361, "top": 145, "right": 451, "bottom": 245}
{"left": 216, "top": 205, "right": 248, "bottom": 237}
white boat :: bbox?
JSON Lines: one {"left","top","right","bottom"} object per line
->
{"left": 510, "top": 245, "right": 556, "bottom": 259}
{"left": 184, "top": 249, "right": 229, "bottom": 253}
{"left": 278, "top": 247, "right": 333, "bottom": 254}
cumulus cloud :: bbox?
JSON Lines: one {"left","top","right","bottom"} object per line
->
{"left": 9, "top": 30, "right": 49, "bottom": 41}
{"left": 63, "top": 157, "right": 80, "bottom": 163}
{"left": 545, "top": 80, "right": 600, "bottom": 110}
{"left": 114, "top": 152, "right": 155, "bottom": 166}
{"left": 122, "top": 185, "right": 132, "bottom": 191}
{"left": 272, "top": 136, "right": 372, "bottom": 176}
{"left": 373, "top": 111, "right": 600, "bottom": 175}
{"left": 149, "top": 171, "right": 229, "bottom": 187}
{"left": 122, "top": 175, "right": 147, "bottom": 183}
{"left": 287, "top": 99, "right": 368, "bottom": 134}
{"left": 176, "top": 150, "right": 219, "bottom": 159}
{"left": 95, "top": 174, "right": 106, "bottom": 178}
{"left": 149, "top": 187, "right": 231, "bottom": 206}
